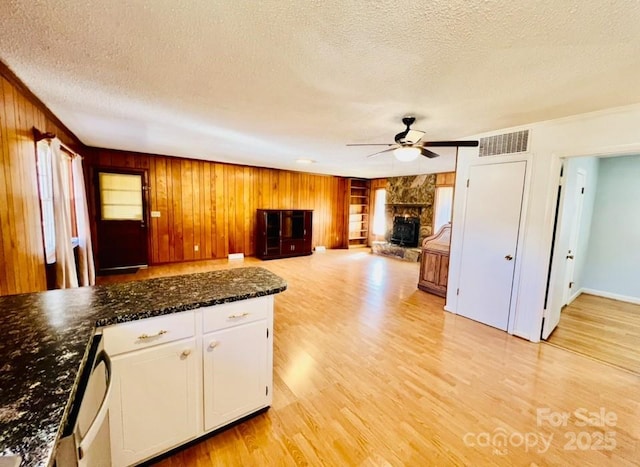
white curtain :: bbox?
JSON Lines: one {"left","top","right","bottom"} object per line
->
{"left": 72, "top": 156, "right": 96, "bottom": 286}
{"left": 51, "top": 139, "right": 79, "bottom": 288}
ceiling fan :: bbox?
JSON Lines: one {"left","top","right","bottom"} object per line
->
{"left": 347, "top": 117, "right": 479, "bottom": 161}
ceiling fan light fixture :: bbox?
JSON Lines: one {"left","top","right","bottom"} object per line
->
{"left": 393, "top": 147, "right": 421, "bottom": 162}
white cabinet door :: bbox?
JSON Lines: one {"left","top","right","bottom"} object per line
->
{"left": 109, "top": 338, "right": 198, "bottom": 466}
{"left": 203, "top": 320, "right": 270, "bottom": 431}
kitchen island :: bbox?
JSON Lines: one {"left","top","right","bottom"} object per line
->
{"left": 0, "top": 267, "right": 287, "bottom": 467}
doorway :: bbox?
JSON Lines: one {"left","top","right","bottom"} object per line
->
{"left": 95, "top": 169, "right": 149, "bottom": 271}
{"left": 456, "top": 161, "right": 527, "bottom": 331}
{"left": 543, "top": 154, "right": 640, "bottom": 374}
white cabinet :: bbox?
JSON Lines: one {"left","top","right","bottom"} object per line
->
{"left": 203, "top": 320, "right": 270, "bottom": 430}
{"left": 103, "top": 296, "right": 274, "bottom": 466}
{"left": 109, "top": 338, "right": 199, "bottom": 467}
{"left": 202, "top": 297, "right": 273, "bottom": 431}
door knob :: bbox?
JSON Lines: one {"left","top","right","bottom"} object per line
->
{"left": 505, "top": 255, "right": 513, "bottom": 261}
{"left": 566, "top": 254, "right": 574, "bottom": 259}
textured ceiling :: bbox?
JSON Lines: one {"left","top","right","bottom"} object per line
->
{"left": 2, "top": 0, "right": 640, "bottom": 177}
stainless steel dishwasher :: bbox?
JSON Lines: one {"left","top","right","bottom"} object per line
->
{"left": 56, "top": 335, "right": 113, "bottom": 467}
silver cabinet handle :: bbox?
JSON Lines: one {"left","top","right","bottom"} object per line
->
{"left": 209, "top": 340, "right": 219, "bottom": 350}
{"left": 228, "top": 312, "right": 249, "bottom": 319}
{"left": 138, "top": 330, "right": 168, "bottom": 340}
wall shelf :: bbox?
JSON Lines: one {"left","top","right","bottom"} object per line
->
{"left": 347, "top": 179, "right": 370, "bottom": 247}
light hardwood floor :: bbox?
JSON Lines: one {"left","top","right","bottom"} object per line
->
{"left": 546, "top": 294, "right": 640, "bottom": 375}
{"left": 98, "top": 251, "right": 640, "bottom": 466}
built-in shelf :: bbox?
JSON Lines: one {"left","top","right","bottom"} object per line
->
{"left": 347, "top": 179, "right": 370, "bottom": 247}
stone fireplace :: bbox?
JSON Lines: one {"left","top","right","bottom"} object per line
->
{"left": 371, "top": 174, "right": 436, "bottom": 261}
{"left": 384, "top": 174, "right": 436, "bottom": 244}
{"left": 390, "top": 216, "right": 420, "bottom": 247}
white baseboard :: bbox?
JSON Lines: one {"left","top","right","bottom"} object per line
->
{"left": 566, "top": 288, "right": 583, "bottom": 306}
{"left": 444, "top": 305, "right": 455, "bottom": 313}
{"left": 581, "top": 288, "right": 640, "bottom": 305}
{"left": 228, "top": 253, "right": 244, "bottom": 261}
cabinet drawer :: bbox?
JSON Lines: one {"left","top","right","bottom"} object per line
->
{"left": 202, "top": 297, "right": 268, "bottom": 333}
{"left": 103, "top": 312, "right": 195, "bottom": 356}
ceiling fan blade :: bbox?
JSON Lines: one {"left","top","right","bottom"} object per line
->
{"left": 405, "top": 129, "right": 425, "bottom": 144}
{"left": 420, "top": 148, "right": 440, "bottom": 159}
{"left": 346, "top": 143, "right": 395, "bottom": 147}
{"left": 366, "top": 147, "right": 398, "bottom": 158}
{"left": 421, "top": 140, "right": 479, "bottom": 147}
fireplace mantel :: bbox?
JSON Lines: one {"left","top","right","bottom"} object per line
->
{"left": 385, "top": 203, "right": 426, "bottom": 212}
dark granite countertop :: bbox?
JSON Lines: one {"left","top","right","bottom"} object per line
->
{"left": 0, "top": 267, "right": 286, "bottom": 467}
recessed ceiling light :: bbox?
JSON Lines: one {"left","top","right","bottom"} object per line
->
{"left": 296, "top": 158, "right": 315, "bottom": 164}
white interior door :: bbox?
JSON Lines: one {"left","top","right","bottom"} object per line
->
{"left": 542, "top": 168, "right": 587, "bottom": 339}
{"left": 562, "top": 170, "right": 585, "bottom": 305}
{"left": 456, "top": 161, "right": 527, "bottom": 331}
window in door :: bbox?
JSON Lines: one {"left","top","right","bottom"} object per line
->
{"left": 99, "top": 173, "right": 143, "bottom": 221}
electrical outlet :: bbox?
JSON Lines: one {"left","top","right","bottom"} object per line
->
{"left": 194, "top": 245, "right": 199, "bottom": 252}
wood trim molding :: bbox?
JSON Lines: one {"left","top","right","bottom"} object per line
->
{"left": 0, "top": 59, "right": 82, "bottom": 146}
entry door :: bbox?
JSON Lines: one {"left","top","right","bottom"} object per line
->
{"left": 96, "top": 170, "right": 148, "bottom": 270}
{"left": 457, "top": 161, "right": 527, "bottom": 330}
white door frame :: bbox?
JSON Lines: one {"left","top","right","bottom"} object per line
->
{"left": 541, "top": 143, "right": 640, "bottom": 340}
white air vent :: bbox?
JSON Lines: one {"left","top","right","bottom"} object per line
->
{"left": 479, "top": 130, "right": 529, "bottom": 157}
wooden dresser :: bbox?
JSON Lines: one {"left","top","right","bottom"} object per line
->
{"left": 418, "top": 223, "right": 451, "bottom": 297}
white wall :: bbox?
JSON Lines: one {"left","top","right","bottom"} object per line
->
{"left": 446, "top": 103, "right": 640, "bottom": 342}
{"left": 582, "top": 155, "right": 640, "bottom": 301}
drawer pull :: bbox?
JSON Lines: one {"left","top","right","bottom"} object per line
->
{"left": 181, "top": 349, "right": 192, "bottom": 357}
{"left": 228, "top": 312, "right": 249, "bottom": 319}
{"left": 208, "top": 340, "right": 219, "bottom": 350}
{"left": 137, "top": 329, "right": 168, "bottom": 340}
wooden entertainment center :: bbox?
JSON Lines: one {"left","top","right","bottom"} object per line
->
{"left": 256, "top": 209, "right": 313, "bottom": 260}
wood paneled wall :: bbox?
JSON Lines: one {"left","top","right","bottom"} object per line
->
{"left": 87, "top": 148, "right": 349, "bottom": 265}
{"left": 436, "top": 172, "right": 456, "bottom": 187}
{"left": 0, "top": 63, "right": 351, "bottom": 291}
{"left": 0, "top": 73, "right": 80, "bottom": 296}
